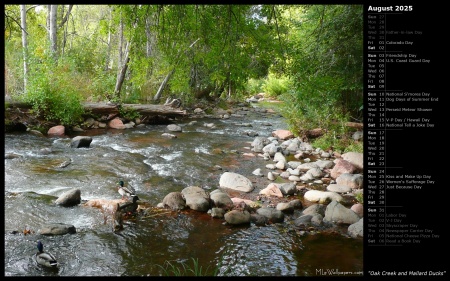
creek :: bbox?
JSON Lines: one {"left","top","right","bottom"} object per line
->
{"left": 4, "top": 104, "right": 363, "bottom": 276}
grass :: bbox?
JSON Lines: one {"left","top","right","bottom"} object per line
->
{"left": 156, "top": 257, "right": 222, "bottom": 276}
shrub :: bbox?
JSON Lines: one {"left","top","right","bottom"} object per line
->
{"left": 262, "top": 74, "right": 291, "bottom": 97}
{"left": 23, "top": 58, "right": 85, "bottom": 127}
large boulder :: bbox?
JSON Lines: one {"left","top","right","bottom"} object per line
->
{"left": 71, "top": 136, "right": 93, "bottom": 148}
{"left": 219, "top": 172, "right": 254, "bottom": 193}
{"left": 181, "top": 186, "right": 210, "bottom": 212}
{"left": 324, "top": 200, "right": 360, "bottom": 225}
{"left": 304, "top": 190, "right": 343, "bottom": 204}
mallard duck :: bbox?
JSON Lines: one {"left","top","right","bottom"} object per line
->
{"left": 118, "top": 195, "right": 140, "bottom": 214}
{"left": 117, "top": 180, "right": 137, "bottom": 200}
{"left": 35, "top": 240, "right": 58, "bottom": 268}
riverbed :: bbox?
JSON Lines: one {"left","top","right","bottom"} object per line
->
{"left": 4, "top": 104, "right": 363, "bottom": 276}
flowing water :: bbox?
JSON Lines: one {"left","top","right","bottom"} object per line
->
{"left": 4, "top": 105, "right": 363, "bottom": 276}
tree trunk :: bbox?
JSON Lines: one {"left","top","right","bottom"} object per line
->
{"left": 114, "top": 42, "right": 130, "bottom": 99}
{"left": 59, "top": 5, "right": 72, "bottom": 57}
{"left": 118, "top": 14, "right": 123, "bottom": 72}
{"left": 20, "top": 5, "right": 28, "bottom": 93}
{"left": 153, "top": 69, "right": 174, "bottom": 102}
{"left": 49, "top": 5, "right": 58, "bottom": 59}
{"left": 153, "top": 38, "right": 200, "bottom": 102}
{"left": 104, "top": 7, "right": 112, "bottom": 71}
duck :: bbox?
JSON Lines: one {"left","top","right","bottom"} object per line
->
{"left": 117, "top": 180, "right": 137, "bottom": 200}
{"left": 118, "top": 195, "right": 140, "bottom": 214}
{"left": 35, "top": 240, "right": 58, "bottom": 268}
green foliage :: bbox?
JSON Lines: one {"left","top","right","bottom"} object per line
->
{"left": 245, "top": 78, "right": 265, "bottom": 96}
{"left": 354, "top": 192, "right": 363, "bottom": 204}
{"left": 156, "top": 258, "right": 220, "bottom": 276}
{"left": 118, "top": 106, "right": 140, "bottom": 121}
{"left": 263, "top": 74, "right": 292, "bottom": 97}
{"left": 23, "top": 57, "right": 85, "bottom": 127}
{"left": 276, "top": 5, "right": 363, "bottom": 153}
{"left": 89, "top": 67, "right": 117, "bottom": 102}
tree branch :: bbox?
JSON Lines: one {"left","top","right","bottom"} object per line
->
{"left": 58, "top": 4, "right": 73, "bottom": 29}
{"left": 4, "top": 14, "right": 29, "bottom": 35}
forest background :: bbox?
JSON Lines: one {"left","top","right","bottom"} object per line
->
{"left": 4, "top": 4, "right": 363, "bottom": 152}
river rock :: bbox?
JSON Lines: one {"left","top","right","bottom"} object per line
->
{"left": 348, "top": 218, "right": 364, "bottom": 238}
{"left": 71, "top": 136, "right": 93, "bottom": 148}
{"left": 294, "top": 215, "right": 312, "bottom": 228}
{"left": 38, "top": 223, "right": 76, "bottom": 235}
{"left": 273, "top": 152, "right": 286, "bottom": 163}
{"left": 342, "top": 152, "right": 363, "bottom": 172}
{"left": 297, "top": 162, "right": 319, "bottom": 172}
{"left": 324, "top": 200, "right": 360, "bottom": 225}
{"left": 306, "top": 167, "right": 323, "bottom": 178}
{"left": 251, "top": 136, "right": 270, "bottom": 152}
{"left": 210, "top": 189, "right": 233, "bottom": 210}
{"left": 167, "top": 124, "right": 182, "bottom": 132}
{"left": 259, "top": 183, "right": 283, "bottom": 198}
{"left": 47, "top": 125, "right": 65, "bottom": 136}
{"left": 276, "top": 202, "right": 294, "bottom": 213}
{"left": 252, "top": 168, "right": 264, "bottom": 177}
{"left": 351, "top": 203, "right": 364, "bottom": 217}
{"left": 278, "top": 182, "right": 297, "bottom": 196}
{"left": 272, "top": 129, "right": 294, "bottom": 140}
{"left": 162, "top": 192, "right": 186, "bottom": 210}
{"left": 181, "top": 186, "right": 210, "bottom": 212}
{"left": 250, "top": 214, "right": 268, "bottom": 226}
{"left": 352, "top": 131, "right": 363, "bottom": 141}
{"left": 29, "top": 129, "right": 44, "bottom": 137}
{"left": 299, "top": 142, "right": 313, "bottom": 152}
{"left": 301, "top": 204, "right": 326, "bottom": 217}
{"left": 330, "top": 159, "right": 357, "bottom": 179}
{"left": 275, "top": 160, "right": 286, "bottom": 170}
{"left": 304, "top": 190, "right": 343, "bottom": 204}
{"left": 108, "top": 118, "right": 126, "bottom": 129}
{"left": 209, "top": 207, "right": 226, "bottom": 218}
{"left": 262, "top": 142, "right": 282, "bottom": 156}
{"left": 336, "top": 173, "right": 363, "bottom": 189}
{"left": 219, "top": 172, "right": 254, "bottom": 193}
{"left": 5, "top": 153, "right": 22, "bottom": 159}
{"left": 224, "top": 210, "right": 251, "bottom": 225}
{"left": 315, "top": 160, "right": 334, "bottom": 169}
{"left": 326, "top": 184, "right": 352, "bottom": 193}
{"left": 55, "top": 188, "right": 81, "bottom": 207}
{"left": 256, "top": 207, "right": 284, "bottom": 223}
{"left": 162, "top": 133, "right": 177, "bottom": 139}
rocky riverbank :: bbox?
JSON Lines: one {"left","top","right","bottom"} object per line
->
{"left": 6, "top": 99, "right": 364, "bottom": 239}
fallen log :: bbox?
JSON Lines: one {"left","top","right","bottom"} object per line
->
{"left": 345, "top": 122, "right": 363, "bottom": 129}
{"left": 5, "top": 100, "right": 187, "bottom": 119}
{"left": 82, "top": 102, "right": 187, "bottom": 117}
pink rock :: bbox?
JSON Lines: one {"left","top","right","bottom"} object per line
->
{"left": 351, "top": 203, "right": 364, "bottom": 217}
{"left": 108, "top": 118, "right": 126, "bottom": 129}
{"left": 259, "top": 183, "right": 284, "bottom": 198}
{"left": 47, "top": 125, "right": 65, "bottom": 136}
{"left": 330, "top": 159, "right": 357, "bottom": 179}
{"left": 272, "top": 129, "right": 294, "bottom": 140}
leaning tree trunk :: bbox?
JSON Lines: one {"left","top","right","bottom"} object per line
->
{"left": 153, "top": 69, "right": 174, "bottom": 102}
{"left": 114, "top": 41, "right": 130, "bottom": 99}
{"left": 153, "top": 38, "right": 200, "bottom": 102}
